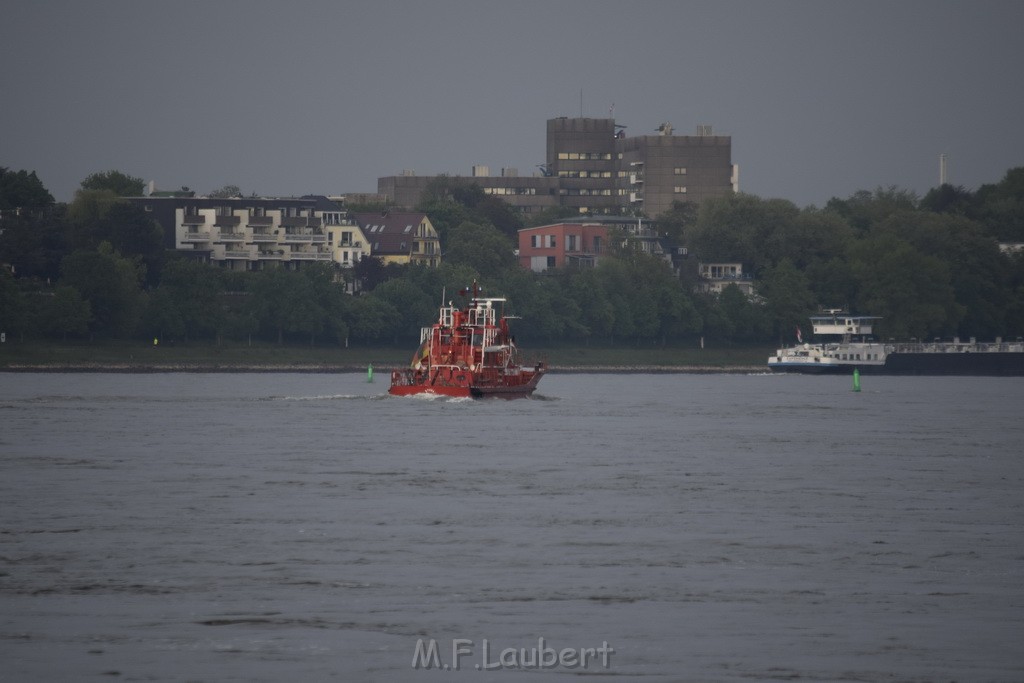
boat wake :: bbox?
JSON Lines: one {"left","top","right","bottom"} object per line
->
{"left": 265, "top": 394, "right": 390, "bottom": 402}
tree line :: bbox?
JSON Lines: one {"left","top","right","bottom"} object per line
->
{"left": 2, "top": 166, "right": 1024, "bottom": 348}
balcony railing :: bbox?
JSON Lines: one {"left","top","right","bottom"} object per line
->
{"left": 290, "top": 251, "right": 333, "bottom": 260}
{"left": 216, "top": 232, "right": 246, "bottom": 242}
{"left": 214, "top": 216, "right": 241, "bottom": 228}
{"left": 280, "top": 216, "right": 322, "bottom": 228}
{"left": 182, "top": 214, "right": 207, "bottom": 225}
{"left": 250, "top": 232, "right": 277, "bottom": 242}
{"left": 224, "top": 249, "right": 251, "bottom": 259}
{"left": 247, "top": 216, "right": 273, "bottom": 226}
{"left": 181, "top": 231, "right": 211, "bottom": 242}
{"left": 284, "top": 233, "right": 326, "bottom": 242}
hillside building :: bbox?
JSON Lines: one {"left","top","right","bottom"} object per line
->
{"left": 128, "top": 195, "right": 370, "bottom": 273}
{"left": 352, "top": 212, "right": 441, "bottom": 267}
{"left": 379, "top": 116, "right": 737, "bottom": 219}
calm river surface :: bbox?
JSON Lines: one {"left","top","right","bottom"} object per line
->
{"left": 1, "top": 372, "right": 1022, "bottom": 682}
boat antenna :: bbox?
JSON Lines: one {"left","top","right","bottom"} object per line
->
{"left": 441, "top": 286, "right": 445, "bottom": 307}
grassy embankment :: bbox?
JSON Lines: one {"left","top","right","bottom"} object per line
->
{"left": 0, "top": 339, "right": 772, "bottom": 372}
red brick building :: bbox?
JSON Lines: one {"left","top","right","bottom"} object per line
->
{"left": 517, "top": 222, "right": 608, "bottom": 272}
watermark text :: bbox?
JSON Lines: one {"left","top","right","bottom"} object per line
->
{"left": 412, "top": 637, "right": 614, "bottom": 672}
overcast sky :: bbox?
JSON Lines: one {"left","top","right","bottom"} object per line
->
{"left": 2, "top": 0, "right": 1022, "bottom": 208}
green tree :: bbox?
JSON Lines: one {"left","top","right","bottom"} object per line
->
{"left": 972, "top": 167, "right": 1024, "bottom": 241}
{"left": 920, "top": 183, "right": 974, "bottom": 216}
{"left": 824, "top": 186, "right": 919, "bottom": 234}
{"left": 870, "top": 212, "right": 1005, "bottom": 337}
{"left": 354, "top": 256, "right": 406, "bottom": 292}
{"left": 689, "top": 193, "right": 801, "bottom": 273}
{"left": 716, "top": 284, "right": 769, "bottom": 343}
{"left": 850, "top": 235, "right": 963, "bottom": 339}
{"left": 100, "top": 203, "right": 165, "bottom": 284}
{"left": 804, "top": 256, "right": 858, "bottom": 310}
{"left": 469, "top": 195, "right": 523, "bottom": 239}
{"left": 348, "top": 295, "right": 401, "bottom": 343}
{"left": 370, "top": 277, "right": 436, "bottom": 343}
{"left": 59, "top": 244, "right": 146, "bottom": 338}
{"left": 208, "top": 184, "right": 242, "bottom": 199}
{"left": 247, "top": 268, "right": 325, "bottom": 345}
{"left": 42, "top": 286, "right": 92, "bottom": 340}
{"left": 523, "top": 205, "right": 578, "bottom": 228}
{"left": 147, "top": 259, "right": 223, "bottom": 341}
{"left": 0, "top": 205, "right": 68, "bottom": 281}
{"left": 763, "top": 208, "right": 854, "bottom": 271}
{"left": 142, "top": 287, "right": 185, "bottom": 342}
{"left": 66, "top": 189, "right": 122, "bottom": 251}
{"left": 444, "top": 221, "right": 517, "bottom": 274}
{"left": 0, "top": 168, "right": 54, "bottom": 210}
{"left": 297, "top": 262, "right": 351, "bottom": 346}
{"left": 0, "top": 269, "right": 28, "bottom": 339}
{"left": 568, "top": 268, "right": 614, "bottom": 343}
{"left": 655, "top": 200, "right": 698, "bottom": 245}
{"left": 80, "top": 170, "right": 145, "bottom": 197}
{"left": 492, "top": 267, "right": 580, "bottom": 344}
{"left": 757, "top": 258, "right": 816, "bottom": 342}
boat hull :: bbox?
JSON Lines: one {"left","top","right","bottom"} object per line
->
{"left": 769, "top": 352, "right": 1024, "bottom": 376}
{"left": 388, "top": 367, "right": 545, "bottom": 398}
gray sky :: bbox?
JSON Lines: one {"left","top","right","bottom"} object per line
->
{"left": 3, "top": 0, "right": 1022, "bottom": 208}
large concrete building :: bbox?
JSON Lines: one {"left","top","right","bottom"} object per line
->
{"left": 378, "top": 117, "right": 737, "bottom": 219}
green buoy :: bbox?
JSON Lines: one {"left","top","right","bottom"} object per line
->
{"left": 852, "top": 367, "right": 861, "bottom": 392}
{"left": 367, "top": 363, "right": 374, "bottom": 383}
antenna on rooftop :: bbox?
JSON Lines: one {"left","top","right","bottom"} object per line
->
{"left": 939, "top": 153, "right": 948, "bottom": 185}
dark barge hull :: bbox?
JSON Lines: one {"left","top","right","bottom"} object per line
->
{"left": 771, "top": 352, "right": 1024, "bottom": 376}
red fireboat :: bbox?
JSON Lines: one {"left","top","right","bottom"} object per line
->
{"left": 388, "top": 282, "right": 545, "bottom": 398}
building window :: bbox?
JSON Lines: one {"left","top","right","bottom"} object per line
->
{"left": 674, "top": 167, "right": 687, "bottom": 175}
{"left": 546, "top": 235, "right": 556, "bottom": 248}
{"left": 531, "top": 235, "right": 539, "bottom": 248}
{"left": 547, "top": 256, "right": 556, "bottom": 268}
{"left": 674, "top": 186, "right": 688, "bottom": 194}
{"left": 566, "top": 234, "right": 578, "bottom": 251}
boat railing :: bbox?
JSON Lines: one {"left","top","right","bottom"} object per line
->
{"left": 885, "top": 341, "right": 1024, "bottom": 354}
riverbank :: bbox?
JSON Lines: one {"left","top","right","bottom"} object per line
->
{"left": 1, "top": 363, "right": 767, "bottom": 374}
{"left": 0, "top": 341, "right": 772, "bottom": 373}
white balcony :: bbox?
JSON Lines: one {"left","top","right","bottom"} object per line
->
{"left": 290, "top": 251, "right": 333, "bottom": 261}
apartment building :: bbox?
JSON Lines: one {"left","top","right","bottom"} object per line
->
{"left": 129, "top": 195, "right": 369, "bottom": 272}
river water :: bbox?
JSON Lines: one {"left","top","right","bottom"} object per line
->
{"left": 1, "top": 371, "right": 1022, "bottom": 682}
